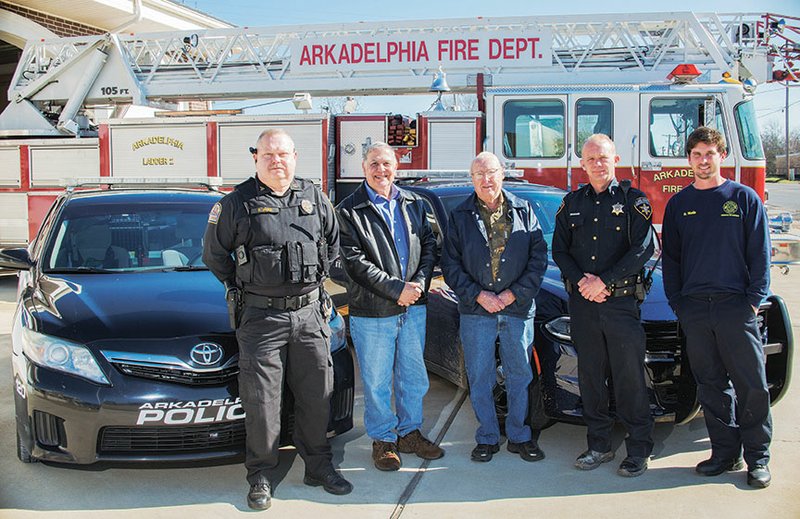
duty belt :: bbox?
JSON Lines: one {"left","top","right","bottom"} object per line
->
{"left": 565, "top": 275, "right": 639, "bottom": 298}
{"left": 243, "top": 287, "right": 321, "bottom": 311}
{"left": 607, "top": 275, "right": 640, "bottom": 298}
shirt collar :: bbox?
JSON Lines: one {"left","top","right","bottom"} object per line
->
{"left": 476, "top": 191, "right": 505, "bottom": 212}
{"left": 255, "top": 175, "right": 301, "bottom": 194}
{"left": 583, "top": 178, "right": 620, "bottom": 197}
{"left": 364, "top": 182, "right": 400, "bottom": 203}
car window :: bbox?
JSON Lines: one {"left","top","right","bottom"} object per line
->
{"left": 437, "top": 190, "right": 562, "bottom": 247}
{"left": 44, "top": 202, "right": 214, "bottom": 272}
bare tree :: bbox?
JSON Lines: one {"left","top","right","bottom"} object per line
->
{"left": 761, "top": 120, "right": 800, "bottom": 176}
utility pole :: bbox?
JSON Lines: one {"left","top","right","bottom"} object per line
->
{"left": 786, "top": 81, "right": 791, "bottom": 180}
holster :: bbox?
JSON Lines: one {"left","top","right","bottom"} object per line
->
{"left": 320, "top": 289, "right": 333, "bottom": 319}
{"left": 225, "top": 286, "right": 242, "bottom": 328}
{"left": 634, "top": 270, "right": 653, "bottom": 303}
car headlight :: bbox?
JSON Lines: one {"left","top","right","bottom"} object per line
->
{"left": 14, "top": 325, "right": 110, "bottom": 385}
{"left": 543, "top": 316, "right": 572, "bottom": 343}
{"left": 329, "top": 311, "right": 347, "bottom": 353}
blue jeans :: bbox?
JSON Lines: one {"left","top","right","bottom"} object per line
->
{"left": 460, "top": 313, "right": 534, "bottom": 444}
{"left": 350, "top": 304, "right": 429, "bottom": 442}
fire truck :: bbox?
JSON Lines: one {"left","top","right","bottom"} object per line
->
{"left": 0, "top": 12, "right": 797, "bottom": 257}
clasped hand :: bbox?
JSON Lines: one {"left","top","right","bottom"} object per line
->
{"left": 577, "top": 273, "right": 611, "bottom": 303}
{"left": 477, "top": 289, "right": 516, "bottom": 313}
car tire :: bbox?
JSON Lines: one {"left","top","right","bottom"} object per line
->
{"left": 16, "top": 429, "right": 34, "bottom": 463}
{"left": 528, "top": 376, "right": 556, "bottom": 431}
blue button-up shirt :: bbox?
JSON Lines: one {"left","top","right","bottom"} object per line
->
{"left": 365, "top": 183, "right": 410, "bottom": 279}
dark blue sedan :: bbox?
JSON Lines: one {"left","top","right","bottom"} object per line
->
{"left": 404, "top": 179, "right": 793, "bottom": 427}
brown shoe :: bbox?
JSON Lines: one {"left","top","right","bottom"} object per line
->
{"left": 397, "top": 430, "right": 445, "bottom": 460}
{"left": 372, "top": 440, "right": 401, "bottom": 471}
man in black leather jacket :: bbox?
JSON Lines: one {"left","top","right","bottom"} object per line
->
{"left": 336, "top": 142, "right": 443, "bottom": 472}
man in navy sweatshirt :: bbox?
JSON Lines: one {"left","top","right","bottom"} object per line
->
{"left": 661, "top": 126, "right": 772, "bottom": 488}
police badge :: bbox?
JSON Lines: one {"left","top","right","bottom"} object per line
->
{"left": 611, "top": 203, "right": 624, "bottom": 216}
{"left": 300, "top": 199, "right": 314, "bottom": 214}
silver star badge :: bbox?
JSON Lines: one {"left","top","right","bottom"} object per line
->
{"left": 611, "top": 203, "right": 624, "bottom": 216}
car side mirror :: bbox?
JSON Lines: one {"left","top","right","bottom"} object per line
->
{"left": 0, "top": 248, "right": 34, "bottom": 270}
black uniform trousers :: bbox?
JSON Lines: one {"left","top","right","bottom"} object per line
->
{"left": 677, "top": 293, "right": 772, "bottom": 467}
{"left": 235, "top": 299, "right": 334, "bottom": 485}
{"left": 570, "top": 293, "right": 654, "bottom": 458}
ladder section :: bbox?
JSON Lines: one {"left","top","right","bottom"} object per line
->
{"left": 7, "top": 12, "right": 777, "bottom": 104}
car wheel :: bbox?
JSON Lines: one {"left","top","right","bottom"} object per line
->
{"left": 493, "top": 375, "right": 556, "bottom": 435}
{"left": 16, "top": 429, "right": 34, "bottom": 463}
{"left": 528, "top": 377, "right": 556, "bottom": 431}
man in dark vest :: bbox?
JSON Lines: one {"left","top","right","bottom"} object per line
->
{"left": 203, "top": 128, "right": 351, "bottom": 510}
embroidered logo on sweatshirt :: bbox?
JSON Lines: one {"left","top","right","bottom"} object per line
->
{"left": 721, "top": 200, "right": 740, "bottom": 217}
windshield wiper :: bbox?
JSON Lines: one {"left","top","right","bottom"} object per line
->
{"left": 46, "top": 266, "right": 119, "bottom": 274}
{"left": 158, "top": 265, "right": 208, "bottom": 272}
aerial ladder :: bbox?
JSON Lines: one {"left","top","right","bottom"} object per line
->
{"left": 0, "top": 11, "right": 797, "bottom": 137}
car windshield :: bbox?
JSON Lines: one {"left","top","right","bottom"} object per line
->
{"left": 438, "top": 189, "right": 563, "bottom": 247}
{"left": 43, "top": 202, "right": 212, "bottom": 273}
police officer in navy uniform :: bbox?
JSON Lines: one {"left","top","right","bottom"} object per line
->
{"left": 662, "top": 127, "right": 772, "bottom": 488}
{"left": 552, "top": 134, "right": 655, "bottom": 477}
{"left": 203, "top": 128, "right": 351, "bottom": 510}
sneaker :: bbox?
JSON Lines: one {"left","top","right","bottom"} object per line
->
{"left": 747, "top": 465, "right": 771, "bottom": 488}
{"left": 246, "top": 482, "right": 272, "bottom": 510}
{"left": 470, "top": 443, "right": 500, "bottom": 462}
{"left": 507, "top": 440, "right": 545, "bottom": 462}
{"left": 574, "top": 449, "right": 615, "bottom": 470}
{"left": 695, "top": 456, "right": 745, "bottom": 476}
{"left": 617, "top": 456, "right": 648, "bottom": 477}
{"left": 372, "top": 440, "right": 401, "bottom": 471}
{"left": 397, "top": 430, "right": 445, "bottom": 460}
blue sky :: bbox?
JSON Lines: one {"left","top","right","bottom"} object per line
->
{"left": 182, "top": 1, "right": 799, "bottom": 132}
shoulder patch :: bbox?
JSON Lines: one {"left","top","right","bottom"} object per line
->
{"left": 208, "top": 202, "right": 222, "bottom": 224}
{"left": 634, "top": 197, "right": 652, "bottom": 220}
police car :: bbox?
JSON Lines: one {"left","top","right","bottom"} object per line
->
{"left": 403, "top": 179, "right": 793, "bottom": 426}
{"left": 0, "top": 179, "right": 354, "bottom": 464}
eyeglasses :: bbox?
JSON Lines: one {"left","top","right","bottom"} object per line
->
{"left": 471, "top": 168, "right": 503, "bottom": 179}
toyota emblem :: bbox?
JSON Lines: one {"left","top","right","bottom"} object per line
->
{"left": 190, "top": 343, "right": 224, "bottom": 366}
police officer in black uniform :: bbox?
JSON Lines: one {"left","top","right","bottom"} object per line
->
{"left": 552, "top": 134, "right": 655, "bottom": 478}
{"left": 203, "top": 128, "right": 351, "bottom": 510}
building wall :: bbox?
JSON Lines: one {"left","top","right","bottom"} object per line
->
{"left": 0, "top": 1, "right": 102, "bottom": 37}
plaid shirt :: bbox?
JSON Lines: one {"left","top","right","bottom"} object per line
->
{"left": 476, "top": 193, "right": 510, "bottom": 282}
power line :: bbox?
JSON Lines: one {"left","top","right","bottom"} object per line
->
{"left": 757, "top": 99, "right": 800, "bottom": 119}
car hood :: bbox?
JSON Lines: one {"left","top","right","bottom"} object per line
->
{"left": 30, "top": 271, "right": 231, "bottom": 344}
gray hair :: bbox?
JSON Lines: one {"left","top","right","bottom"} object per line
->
{"left": 362, "top": 141, "right": 396, "bottom": 161}
{"left": 470, "top": 151, "right": 503, "bottom": 173}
